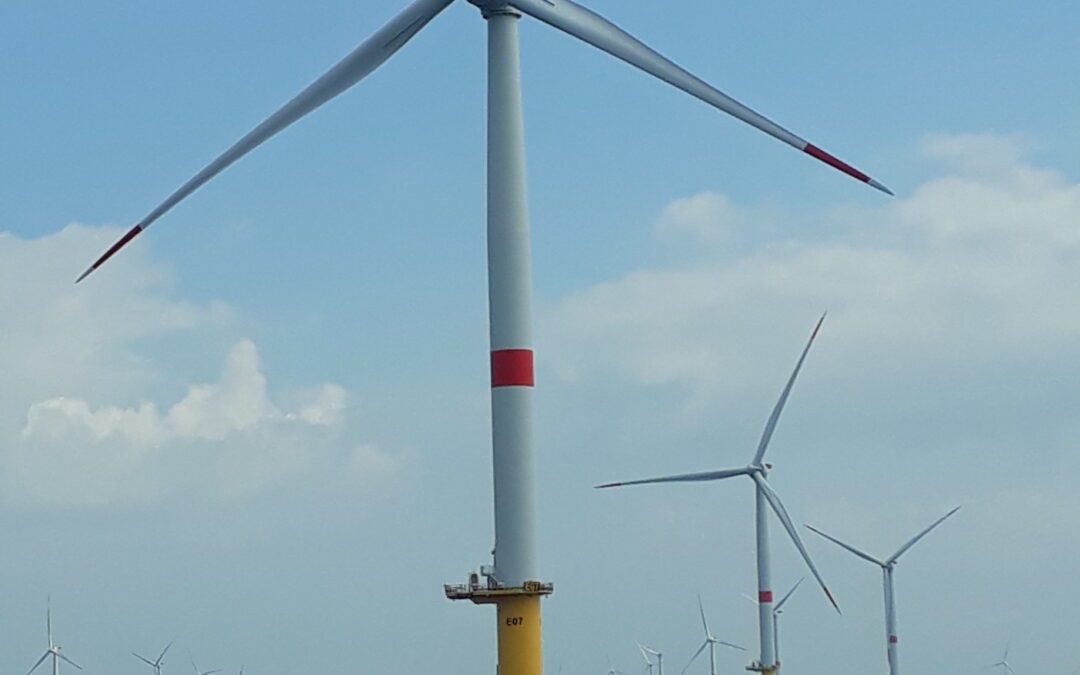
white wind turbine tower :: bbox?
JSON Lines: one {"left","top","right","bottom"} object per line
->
{"left": 26, "top": 602, "right": 82, "bottom": 675}
{"left": 75, "top": 2, "right": 891, "bottom": 673}
{"left": 133, "top": 640, "right": 174, "bottom": 675}
{"left": 805, "top": 506, "right": 961, "bottom": 675}
{"left": 599, "top": 314, "right": 838, "bottom": 675}
{"left": 683, "top": 596, "right": 745, "bottom": 675}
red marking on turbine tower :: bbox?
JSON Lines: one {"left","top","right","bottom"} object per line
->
{"left": 491, "top": 349, "right": 534, "bottom": 388}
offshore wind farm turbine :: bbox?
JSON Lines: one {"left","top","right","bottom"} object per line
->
{"left": 26, "top": 603, "right": 82, "bottom": 675}
{"left": 744, "top": 578, "right": 803, "bottom": 666}
{"left": 683, "top": 596, "right": 745, "bottom": 675}
{"left": 76, "top": 2, "right": 890, "bottom": 674}
{"left": 805, "top": 506, "right": 961, "bottom": 675}
{"left": 133, "top": 640, "right": 174, "bottom": 675}
{"left": 991, "top": 646, "right": 1017, "bottom": 675}
{"left": 638, "top": 644, "right": 663, "bottom": 675}
{"left": 599, "top": 315, "right": 837, "bottom": 675}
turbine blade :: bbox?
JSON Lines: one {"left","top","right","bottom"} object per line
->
{"left": 597, "top": 467, "right": 750, "bottom": 489}
{"left": 774, "top": 577, "right": 805, "bottom": 612}
{"left": 133, "top": 654, "right": 157, "bottom": 668}
{"left": 508, "top": 0, "right": 892, "bottom": 195}
{"left": 752, "top": 313, "right": 825, "bottom": 466}
{"left": 697, "top": 594, "right": 711, "bottom": 637}
{"left": 754, "top": 474, "right": 840, "bottom": 613}
{"left": 157, "top": 640, "right": 174, "bottom": 665}
{"left": 886, "top": 506, "right": 961, "bottom": 564}
{"left": 740, "top": 592, "right": 760, "bottom": 607}
{"left": 75, "top": 0, "right": 453, "bottom": 283}
{"left": 636, "top": 642, "right": 651, "bottom": 665}
{"left": 27, "top": 652, "right": 50, "bottom": 675}
{"left": 805, "top": 524, "right": 884, "bottom": 566}
{"left": 718, "top": 640, "right": 747, "bottom": 651}
{"left": 57, "top": 653, "right": 82, "bottom": 671}
{"left": 681, "top": 641, "right": 708, "bottom": 675}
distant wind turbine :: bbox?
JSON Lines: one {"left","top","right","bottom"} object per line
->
{"left": 991, "top": 646, "right": 1017, "bottom": 675}
{"left": 683, "top": 595, "right": 745, "bottom": 675}
{"left": 133, "top": 640, "right": 174, "bottom": 675}
{"left": 743, "top": 578, "right": 803, "bottom": 666}
{"left": 637, "top": 644, "right": 663, "bottom": 675}
{"left": 599, "top": 314, "right": 838, "bottom": 675}
{"left": 26, "top": 600, "right": 82, "bottom": 675}
{"left": 636, "top": 643, "right": 655, "bottom": 675}
{"left": 805, "top": 506, "right": 961, "bottom": 675}
{"left": 191, "top": 660, "right": 222, "bottom": 675}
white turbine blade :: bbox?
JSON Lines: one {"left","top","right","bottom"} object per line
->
{"left": 597, "top": 467, "right": 750, "bottom": 489}
{"left": 886, "top": 506, "right": 961, "bottom": 564}
{"left": 697, "top": 594, "right": 711, "bottom": 637}
{"left": 27, "top": 652, "right": 50, "bottom": 675}
{"left": 805, "top": 524, "right": 884, "bottom": 566}
{"left": 740, "top": 592, "right": 759, "bottom": 607}
{"left": 774, "top": 577, "right": 805, "bottom": 612}
{"left": 156, "top": 640, "right": 174, "bottom": 665}
{"left": 752, "top": 313, "right": 825, "bottom": 466}
{"left": 636, "top": 643, "right": 651, "bottom": 665}
{"left": 133, "top": 654, "right": 157, "bottom": 668}
{"left": 680, "top": 641, "right": 708, "bottom": 675}
{"left": 57, "top": 653, "right": 82, "bottom": 671}
{"left": 508, "top": 0, "right": 892, "bottom": 195}
{"left": 754, "top": 473, "right": 840, "bottom": 613}
{"left": 47, "top": 600, "right": 53, "bottom": 646}
{"left": 75, "top": 0, "right": 453, "bottom": 284}
{"left": 717, "top": 640, "right": 746, "bottom": 651}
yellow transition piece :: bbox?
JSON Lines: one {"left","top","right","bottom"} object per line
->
{"left": 496, "top": 594, "right": 543, "bottom": 675}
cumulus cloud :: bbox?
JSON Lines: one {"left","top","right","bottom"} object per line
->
{"left": 545, "top": 134, "right": 1080, "bottom": 392}
{"left": 7, "top": 339, "right": 394, "bottom": 507}
{"left": 0, "top": 226, "right": 398, "bottom": 507}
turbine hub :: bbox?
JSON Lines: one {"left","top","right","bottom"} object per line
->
{"left": 469, "top": 1, "right": 522, "bottom": 19}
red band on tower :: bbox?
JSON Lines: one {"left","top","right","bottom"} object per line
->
{"left": 890, "top": 636, "right": 898, "bottom": 644}
{"left": 491, "top": 349, "right": 534, "bottom": 388}
{"left": 759, "top": 590, "right": 774, "bottom": 603}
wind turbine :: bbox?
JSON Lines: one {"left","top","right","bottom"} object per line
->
{"left": 133, "top": 640, "right": 174, "bottom": 675}
{"left": 607, "top": 655, "right": 627, "bottom": 675}
{"left": 75, "top": 2, "right": 891, "bottom": 673}
{"left": 743, "top": 577, "right": 803, "bottom": 666}
{"left": 683, "top": 595, "right": 745, "bottom": 675}
{"left": 599, "top": 314, "right": 837, "bottom": 675}
{"left": 805, "top": 506, "right": 961, "bottom": 675}
{"left": 991, "top": 646, "right": 1017, "bottom": 675}
{"left": 26, "top": 601, "right": 82, "bottom": 675}
{"left": 636, "top": 643, "right": 655, "bottom": 675}
{"left": 191, "top": 660, "right": 222, "bottom": 675}
{"left": 638, "top": 644, "right": 663, "bottom": 675}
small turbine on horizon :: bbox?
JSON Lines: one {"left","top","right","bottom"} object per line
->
{"left": 991, "top": 646, "right": 1018, "bottom": 675}
{"left": 683, "top": 595, "right": 745, "bottom": 675}
{"left": 133, "top": 640, "right": 174, "bottom": 675}
{"left": 26, "top": 601, "right": 82, "bottom": 675}
{"left": 191, "top": 659, "right": 222, "bottom": 675}
{"left": 637, "top": 643, "right": 663, "bottom": 675}
{"left": 805, "top": 506, "right": 961, "bottom": 675}
{"left": 743, "top": 577, "right": 803, "bottom": 665}
{"left": 599, "top": 314, "right": 838, "bottom": 675}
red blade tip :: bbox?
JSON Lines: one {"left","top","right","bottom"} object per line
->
{"left": 804, "top": 143, "right": 893, "bottom": 196}
{"left": 75, "top": 225, "right": 144, "bottom": 283}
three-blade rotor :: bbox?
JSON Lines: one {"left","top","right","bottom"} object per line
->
{"left": 76, "top": 0, "right": 890, "bottom": 284}
{"left": 598, "top": 314, "right": 839, "bottom": 612}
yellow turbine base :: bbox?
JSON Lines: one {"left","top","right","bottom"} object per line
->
{"left": 496, "top": 594, "right": 543, "bottom": 675}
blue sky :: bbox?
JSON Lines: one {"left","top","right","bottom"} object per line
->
{"left": 2, "top": 1, "right": 1079, "bottom": 674}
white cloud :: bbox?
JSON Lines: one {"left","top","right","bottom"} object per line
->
{"left": 0, "top": 225, "right": 398, "bottom": 507}
{"left": 545, "top": 134, "right": 1080, "bottom": 391}
{"left": 653, "top": 191, "right": 740, "bottom": 243}
{"left": 7, "top": 339, "right": 394, "bottom": 507}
